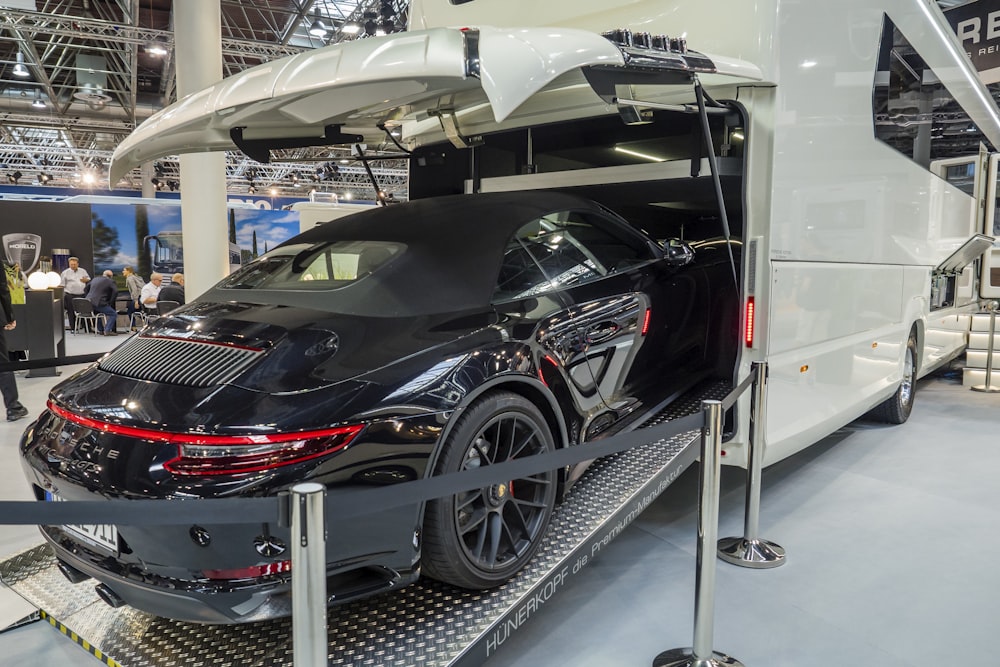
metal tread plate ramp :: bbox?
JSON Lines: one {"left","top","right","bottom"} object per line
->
{"left": 0, "top": 382, "right": 728, "bottom": 667}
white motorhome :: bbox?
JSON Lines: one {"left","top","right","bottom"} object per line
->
{"left": 111, "top": 0, "right": 1000, "bottom": 467}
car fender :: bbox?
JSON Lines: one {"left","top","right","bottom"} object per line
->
{"left": 426, "top": 373, "right": 569, "bottom": 477}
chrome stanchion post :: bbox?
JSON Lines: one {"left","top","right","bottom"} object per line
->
{"left": 972, "top": 305, "right": 1000, "bottom": 393}
{"left": 653, "top": 400, "right": 744, "bottom": 667}
{"left": 718, "top": 362, "right": 785, "bottom": 568}
{"left": 291, "top": 482, "right": 328, "bottom": 667}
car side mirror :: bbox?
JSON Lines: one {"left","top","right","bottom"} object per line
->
{"left": 661, "top": 239, "right": 695, "bottom": 267}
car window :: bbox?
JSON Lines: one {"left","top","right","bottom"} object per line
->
{"left": 492, "top": 210, "right": 654, "bottom": 302}
{"left": 217, "top": 240, "right": 403, "bottom": 290}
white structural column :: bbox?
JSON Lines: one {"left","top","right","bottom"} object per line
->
{"left": 140, "top": 162, "right": 155, "bottom": 198}
{"left": 173, "top": 0, "right": 228, "bottom": 298}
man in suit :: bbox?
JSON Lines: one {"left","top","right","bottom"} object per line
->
{"left": 0, "top": 262, "right": 28, "bottom": 421}
{"left": 86, "top": 269, "right": 119, "bottom": 336}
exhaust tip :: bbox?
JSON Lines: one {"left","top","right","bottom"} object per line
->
{"left": 56, "top": 559, "right": 90, "bottom": 584}
{"left": 94, "top": 583, "right": 126, "bottom": 608}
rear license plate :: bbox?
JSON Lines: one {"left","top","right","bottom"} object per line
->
{"left": 45, "top": 491, "right": 119, "bottom": 554}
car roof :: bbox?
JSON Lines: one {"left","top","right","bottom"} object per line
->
{"left": 209, "top": 191, "right": 628, "bottom": 317}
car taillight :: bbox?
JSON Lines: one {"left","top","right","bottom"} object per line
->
{"left": 47, "top": 401, "right": 363, "bottom": 476}
{"left": 744, "top": 297, "right": 755, "bottom": 347}
{"left": 164, "top": 424, "right": 363, "bottom": 476}
{"left": 641, "top": 308, "right": 652, "bottom": 336}
{"left": 203, "top": 560, "right": 291, "bottom": 580}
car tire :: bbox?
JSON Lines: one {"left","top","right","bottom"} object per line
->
{"left": 421, "top": 391, "right": 558, "bottom": 589}
{"left": 870, "top": 331, "right": 918, "bottom": 424}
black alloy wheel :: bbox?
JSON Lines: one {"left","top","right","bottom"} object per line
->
{"left": 421, "top": 391, "right": 557, "bottom": 589}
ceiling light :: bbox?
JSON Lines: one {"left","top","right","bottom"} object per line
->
{"left": 31, "top": 91, "right": 46, "bottom": 109}
{"left": 342, "top": 22, "right": 361, "bottom": 35}
{"left": 13, "top": 52, "right": 29, "bottom": 78}
{"left": 146, "top": 39, "right": 168, "bottom": 57}
{"left": 38, "top": 172, "right": 52, "bottom": 184}
{"left": 614, "top": 146, "right": 666, "bottom": 162}
{"left": 308, "top": 17, "right": 329, "bottom": 38}
{"left": 7, "top": 171, "right": 23, "bottom": 185}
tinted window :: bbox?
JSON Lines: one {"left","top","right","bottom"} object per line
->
{"left": 218, "top": 241, "right": 403, "bottom": 290}
{"left": 493, "top": 210, "right": 653, "bottom": 302}
{"left": 872, "top": 14, "right": 983, "bottom": 167}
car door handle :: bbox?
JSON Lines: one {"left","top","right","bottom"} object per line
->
{"left": 585, "top": 322, "right": 620, "bottom": 344}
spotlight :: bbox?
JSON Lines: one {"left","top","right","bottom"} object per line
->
{"left": 7, "top": 171, "right": 23, "bottom": 184}
{"left": 146, "top": 38, "right": 168, "bottom": 56}
{"left": 342, "top": 21, "right": 361, "bottom": 35}
{"left": 167, "top": 180, "right": 179, "bottom": 191}
{"left": 248, "top": 185, "right": 256, "bottom": 194}
{"left": 308, "top": 17, "right": 329, "bottom": 38}
{"left": 363, "top": 11, "right": 378, "bottom": 36}
{"left": 153, "top": 162, "right": 165, "bottom": 176}
{"left": 38, "top": 172, "right": 52, "bottom": 184}
{"left": 31, "top": 90, "right": 46, "bottom": 109}
{"left": 151, "top": 177, "right": 162, "bottom": 189}
{"left": 13, "top": 52, "right": 29, "bottom": 78}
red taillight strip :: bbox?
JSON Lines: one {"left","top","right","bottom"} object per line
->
{"left": 47, "top": 400, "right": 361, "bottom": 446}
{"left": 139, "top": 334, "right": 265, "bottom": 352}
{"left": 641, "top": 308, "right": 652, "bottom": 336}
{"left": 744, "top": 297, "right": 755, "bottom": 347}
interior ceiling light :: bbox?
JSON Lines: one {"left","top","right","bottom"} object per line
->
{"left": 342, "top": 21, "right": 361, "bottom": 35}
{"left": 31, "top": 90, "right": 46, "bottom": 109}
{"left": 308, "top": 17, "right": 329, "bottom": 38}
{"left": 13, "top": 52, "right": 30, "bottom": 78}
{"left": 7, "top": 171, "right": 23, "bottom": 184}
{"left": 614, "top": 146, "right": 667, "bottom": 163}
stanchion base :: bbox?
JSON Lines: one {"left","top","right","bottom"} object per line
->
{"left": 717, "top": 536, "right": 786, "bottom": 569}
{"left": 971, "top": 385, "right": 1000, "bottom": 393}
{"left": 653, "top": 647, "right": 745, "bottom": 667}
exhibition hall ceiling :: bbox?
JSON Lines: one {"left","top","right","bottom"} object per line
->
{"left": 0, "top": 1, "right": 988, "bottom": 198}
{"left": 0, "top": 0, "right": 409, "bottom": 198}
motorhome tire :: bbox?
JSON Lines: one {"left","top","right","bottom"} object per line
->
{"left": 871, "top": 332, "right": 918, "bottom": 424}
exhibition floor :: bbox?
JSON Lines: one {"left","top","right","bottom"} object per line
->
{"left": 0, "top": 337, "right": 997, "bottom": 667}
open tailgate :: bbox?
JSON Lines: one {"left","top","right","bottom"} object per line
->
{"left": 111, "top": 26, "right": 762, "bottom": 183}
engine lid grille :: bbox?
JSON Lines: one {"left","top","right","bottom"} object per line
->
{"left": 98, "top": 335, "right": 264, "bottom": 387}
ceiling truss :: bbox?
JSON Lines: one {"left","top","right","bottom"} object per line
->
{"left": 1, "top": 0, "right": 410, "bottom": 199}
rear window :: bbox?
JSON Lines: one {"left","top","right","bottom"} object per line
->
{"left": 218, "top": 241, "right": 404, "bottom": 291}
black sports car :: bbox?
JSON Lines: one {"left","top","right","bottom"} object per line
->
{"left": 20, "top": 191, "right": 738, "bottom": 623}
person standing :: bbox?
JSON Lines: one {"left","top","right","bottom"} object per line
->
{"left": 86, "top": 270, "right": 119, "bottom": 336}
{"left": 140, "top": 272, "right": 163, "bottom": 314}
{"left": 0, "top": 262, "right": 28, "bottom": 421}
{"left": 60, "top": 256, "right": 90, "bottom": 331}
{"left": 122, "top": 266, "right": 145, "bottom": 329}
{"left": 157, "top": 273, "right": 185, "bottom": 305}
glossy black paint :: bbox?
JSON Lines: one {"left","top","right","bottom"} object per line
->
{"left": 19, "top": 191, "right": 738, "bottom": 623}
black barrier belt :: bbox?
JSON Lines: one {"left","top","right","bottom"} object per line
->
{"left": 0, "top": 411, "right": 703, "bottom": 527}
{"left": 722, "top": 371, "right": 755, "bottom": 411}
{"left": 0, "top": 353, "right": 104, "bottom": 373}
